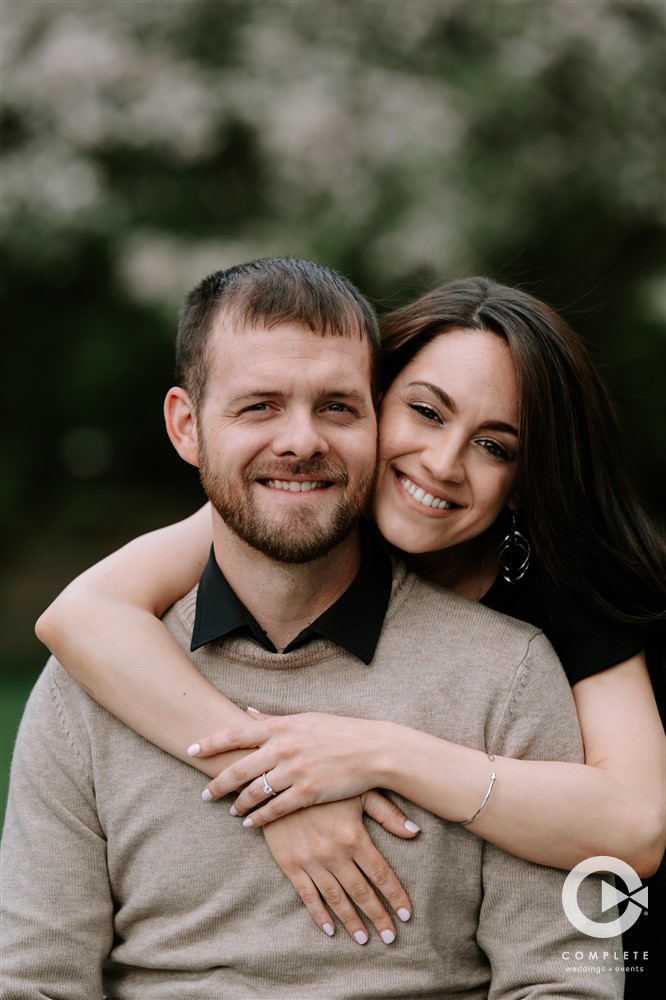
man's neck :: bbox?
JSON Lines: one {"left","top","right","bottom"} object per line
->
{"left": 211, "top": 520, "right": 363, "bottom": 651}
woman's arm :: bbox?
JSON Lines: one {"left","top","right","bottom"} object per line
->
{"left": 195, "top": 653, "right": 665, "bottom": 876}
{"left": 35, "top": 504, "right": 251, "bottom": 774}
{"left": 34, "top": 512, "right": 664, "bottom": 879}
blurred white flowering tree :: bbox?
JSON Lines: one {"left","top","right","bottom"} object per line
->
{"left": 4, "top": 0, "right": 663, "bottom": 287}
{"left": 1, "top": 0, "right": 664, "bottom": 622}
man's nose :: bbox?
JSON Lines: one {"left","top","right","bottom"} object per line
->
{"left": 271, "top": 411, "right": 330, "bottom": 461}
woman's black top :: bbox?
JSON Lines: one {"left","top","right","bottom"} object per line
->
{"left": 482, "top": 562, "right": 645, "bottom": 687}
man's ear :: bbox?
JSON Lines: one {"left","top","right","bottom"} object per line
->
{"left": 164, "top": 387, "right": 200, "bottom": 468}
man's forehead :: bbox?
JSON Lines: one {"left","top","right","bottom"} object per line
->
{"left": 208, "top": 315, "right": 371, "bottom": 365}
{"left": 204, "top": 314, "right": 373, "bottom": 395}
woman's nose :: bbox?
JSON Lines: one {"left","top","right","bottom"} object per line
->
{"left": 421, "top": 437, "right": 465, "bottom": 484}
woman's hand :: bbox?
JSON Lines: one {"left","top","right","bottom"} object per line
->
{"left": 261, "top": 791, "right": 418, "bottom": 944}
{"left": 189, "top": 711, "right": 393, "bottom": 825}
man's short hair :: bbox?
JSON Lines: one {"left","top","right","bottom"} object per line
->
{"left": 176, "top": 257, "right": 381, "bottom": 411}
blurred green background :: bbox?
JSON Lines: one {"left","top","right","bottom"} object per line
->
{"left": 2, "top": 0, "right": 665, "bottom": 818}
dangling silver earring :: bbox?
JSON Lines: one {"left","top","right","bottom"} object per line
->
{"left": 498, "top": 512, "right": 531, "bottom": 584}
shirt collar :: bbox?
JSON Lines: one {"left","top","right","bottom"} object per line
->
{"left": 190, "top": 521, "right": 392, "bottom": 664}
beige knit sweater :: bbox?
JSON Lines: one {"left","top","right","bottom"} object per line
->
{"left": 1, "top": 564, "right": 623, "bottom": 999}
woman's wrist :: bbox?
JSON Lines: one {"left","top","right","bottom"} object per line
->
{"left": 368, "top": 723, "right": 493, "bottom": 823}
{"left": 369, "top": 719, "right": 407, "bottom": 790}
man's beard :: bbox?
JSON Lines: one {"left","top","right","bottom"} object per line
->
{"left": 198, "top": 446, "right": 378, "bottom": 564}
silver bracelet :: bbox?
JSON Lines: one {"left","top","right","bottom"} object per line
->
{"left": 461, "top": 773, "right": 497, "bottom": 826}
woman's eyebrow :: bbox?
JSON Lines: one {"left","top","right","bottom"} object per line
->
{"left": 479, "top": 420, "right": 519, "bottom": 437}
{"left": 408, "top": 381, "right": 457, "bottom": 413}
{"left": 409, "top": 381, "right": 518, "bottom": 437}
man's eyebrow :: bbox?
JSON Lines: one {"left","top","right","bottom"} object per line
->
{"left": 322, "top": 390, "right": 369, "bottom": 403}
{"left": 230, "top": 390, "right": 283, "bottom": 402}
{"left": 228, "top": 389, "right": 369, "bottom": 405}
{"left": 408, "top": 381, "right": 518, "bottom": 437}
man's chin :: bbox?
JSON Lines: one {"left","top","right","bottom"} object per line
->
{"left": 227, "top": 509, "right": 358, "bottom": 565}
{"left": 242, "top": 528, "right": 354, "bottom": 565}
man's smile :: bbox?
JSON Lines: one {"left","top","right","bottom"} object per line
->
{"left": 263, "top": 479, "right": 331, "bottom": 492}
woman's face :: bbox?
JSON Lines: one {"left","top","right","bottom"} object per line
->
{"left": 373, "top": 328, "right": 521, "bottom": 555}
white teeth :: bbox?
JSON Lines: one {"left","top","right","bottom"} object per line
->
{"left": 398, "top": 476, "right": 455, "bottom": 510}
{"left": 266, "top": 479, "right": 325, "bottom": 492}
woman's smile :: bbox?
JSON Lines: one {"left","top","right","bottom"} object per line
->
{"left": 393, "top": 469, "right": 462, "bottom": 513}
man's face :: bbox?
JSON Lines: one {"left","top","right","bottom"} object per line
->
{"left": 193, "top": 317, "right": 378, "bottom": 563}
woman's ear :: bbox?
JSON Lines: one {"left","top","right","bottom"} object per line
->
{"left": 507, "top": 494, "right": 521, "bottom": 512}
{"left": 164, "top": 387, "right": 200, "bottom": 468}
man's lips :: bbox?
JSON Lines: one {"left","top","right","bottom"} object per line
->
{"left": 262, "top": 478, "right": 331, "bottom": 493}
{"left": 395, "top": 471, "right": 460, "bottom": 510}
{"left": 252, "top": 462, "right": 346, "bottom": 494}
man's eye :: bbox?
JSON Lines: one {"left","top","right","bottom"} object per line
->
{"left": 325, "top": 403, "right": 352, "bottom": 413}
{"left": 409, "top": 403, "right": 441, "bottom": 423}
{"left": 245, "top": 403, "right": 271, "bottom": 412}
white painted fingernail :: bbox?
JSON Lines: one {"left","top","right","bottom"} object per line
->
{"left": 354, "top": 930, "right": 368, "bottom": 945}
{"left": 187, "top": 743, "right": 200, "bottom": 756}
{"left": 397, "top": 907, "right": 411, "bottom": 922}
{"left": 201, "top": 789, "right": 213, "bottom": 801}
{"left": 322, "top": 922, "right": 335, "bottom": 936}
{"left": 229, "top": 805, "right": 239, "bottom": 816}
{"left": 242, "top": 816, "right": 254, "bottom": 828}
{"left": 404, "top": 820, "right": 420, "bottom": 833}
{"left": 381, "top": 929, "right": 396, "bottom": 944}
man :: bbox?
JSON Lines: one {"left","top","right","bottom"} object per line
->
{"left": 2, "top": 258, "right": 622, "bottom": 998}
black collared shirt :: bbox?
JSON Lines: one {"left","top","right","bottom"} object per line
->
{"left": 190, "top": 522, "right": 393, "bottom": 664}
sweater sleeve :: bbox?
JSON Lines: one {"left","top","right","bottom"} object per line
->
{"left": 476, "top": 632, "right": 625, "bottom": 999}
{"left": 0, "top": 660, "right": 114, "bottom": 1000}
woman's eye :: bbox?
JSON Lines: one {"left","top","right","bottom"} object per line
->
{"left": 477, "top": 437, "right": 511, "bottom": 461}
{"left": 409, "top": 403, "right": 442, "bottom": 423}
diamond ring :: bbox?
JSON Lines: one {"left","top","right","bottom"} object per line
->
{"left": 261, "top": 773, "right": 278, "bottom": 797}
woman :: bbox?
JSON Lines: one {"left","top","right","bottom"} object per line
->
{"left": 36, "top": 277, "right": 665, "bottom": 946}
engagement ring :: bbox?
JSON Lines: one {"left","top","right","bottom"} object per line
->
{"left": 261, "top": 773, "right": 277, "bottom": 796}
